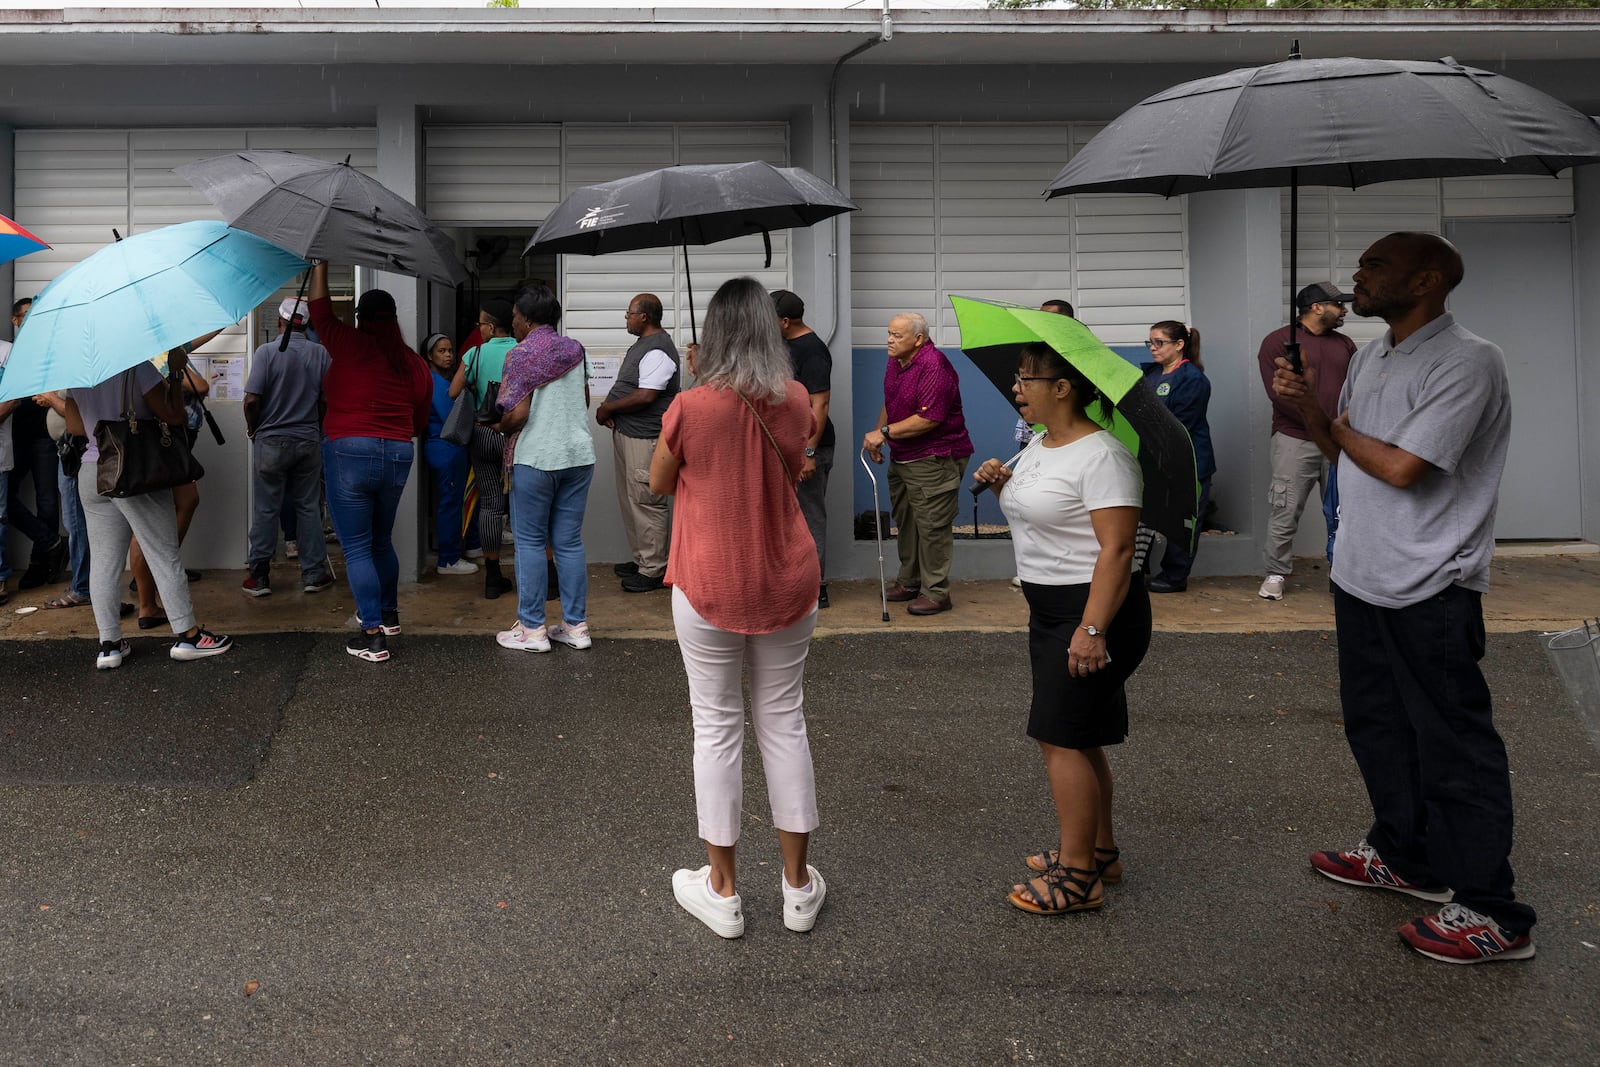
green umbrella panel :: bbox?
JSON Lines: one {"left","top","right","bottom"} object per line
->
{"left": 950, "top": 295, "right": 1200, "bottom": 551}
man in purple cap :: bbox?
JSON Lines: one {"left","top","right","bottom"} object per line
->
{"left": 1255, "top": 281, "right": 1357, "bottom": 601}
{"left": 863, "top": 312, "right": 973, "bottom": 616}
{"left": 241, "top": 297, "right": 333, "bottom": 597}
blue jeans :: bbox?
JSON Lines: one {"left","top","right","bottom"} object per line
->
{"left": 425, "top": 442, "right": 469, "bottom": 566}
{"left": 323, "top": 437, "right": 412, "bottom": 631}
{"left": 510, "top": 463, "right": 592, "bottom": 629}
{"left": 248, "top": 434, "right": 328, "bottom": 580}
{"left": 57, "top": 463, "right": 90, "bottom": 600}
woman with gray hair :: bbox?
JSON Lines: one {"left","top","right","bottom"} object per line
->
{"left": 649, "top": 276, "right": 826, "bottom": 939}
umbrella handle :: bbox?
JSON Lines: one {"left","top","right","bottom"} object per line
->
{"left": 279, "top": 269, "right": 311, "bottom": 352}
{"left": 682, "top": 238, "right": 697, "bottom": 345}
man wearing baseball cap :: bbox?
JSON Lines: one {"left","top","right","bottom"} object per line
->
{"left": 1254, "top": 281, "right": 1357, "bottom": 601}
{"left": 241, "top": 296, "right": 333, "bottom": 598}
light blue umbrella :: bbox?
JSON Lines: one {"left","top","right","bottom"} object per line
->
{"left": 0, "top": 220, "right": 307, "bottom": 400}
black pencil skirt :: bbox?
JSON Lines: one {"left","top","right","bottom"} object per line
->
{"left": 1021, "top": 574, "right": 1152, "bottom": 749}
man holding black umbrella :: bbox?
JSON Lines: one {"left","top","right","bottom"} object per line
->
{"left": 1274, "top": 231, "right": 1534, "bottom": 965}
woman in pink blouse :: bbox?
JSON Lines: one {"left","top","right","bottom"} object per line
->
{"left": 649, "top": 276, "right": 825, "bottom": 940}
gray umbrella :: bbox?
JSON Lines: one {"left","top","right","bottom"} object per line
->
{"left": 1045, "top": 54, "right": 1600, "bottom": 367}
{"left": 176, "top": 150, "right": 467, "bottom": 287}
{"left": 526, "top": 161, "right": 857, "bottom": 340}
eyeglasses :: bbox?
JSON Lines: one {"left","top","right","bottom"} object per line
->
{"left": 1014, "top": 373, "right": 1065, "bottom": 384}
{"left": 1146, "top": 339, "right": 1177, "bottom": 348}
{"left": 477, "top": 319, "right": 497, "bottom": 329}
{"left": 625, "top": 310, "right": 644, "bottom": 317}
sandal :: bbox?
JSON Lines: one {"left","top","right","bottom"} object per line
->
{"left": 45, "top": 591, "right": 92, "bottom": 609}
{"left": 1024, "top": 846, "right": 1123, "bottom": 884}
{"left": 1008, "top": 863, "right": 1103, "bottom": 916}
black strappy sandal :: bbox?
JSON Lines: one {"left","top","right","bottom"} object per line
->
{"left": 1024, "top": 846, "right": 1124, "bottom": 884}
{"left": 1008, "top": 862, "right": 1103, "bottom": 915}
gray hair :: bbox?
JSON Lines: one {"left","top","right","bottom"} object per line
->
{"left": 696, "top": 276, "right": 793, "bottom": 402}
{"left": 892, "top": 312, "right": 930, "bottom": 340}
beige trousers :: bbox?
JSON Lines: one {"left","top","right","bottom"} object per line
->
{"left": 613, "top": 430, "right": 671, "bottom": 578}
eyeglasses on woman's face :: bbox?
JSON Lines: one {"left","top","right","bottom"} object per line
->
{"left": 1146, "top": 338, "right": 1178, "bottom": 349}
{"left": 1014, "top": 373, "right": 1064, "bottom": 385}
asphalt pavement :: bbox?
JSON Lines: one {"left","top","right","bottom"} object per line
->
{"left": 2, "top": 628, "right": 1598, "bottom": 1065}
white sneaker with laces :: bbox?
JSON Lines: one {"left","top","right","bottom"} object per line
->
{"left": 672, "top": 865, "right": 744, "bottom": 939}
{"left": 437, "top": 558, "right": 479, "bottom": 576}
{"left": 549, "top": 622, "right": 591, "bottom": 650}
{"left": 496, "top": 622, "right": 550, "bottom": 652}
{"left": 782, "top": 864, "right": 827, "bottom": 933}
{"left": 96, "top": 639, "right": 131, "bottom": 670}
{"left": 464, "top": 547, "right": 485, "bottom": 560}
{"left": 1258, "top": 574, "right": 1286, "bottom": 601}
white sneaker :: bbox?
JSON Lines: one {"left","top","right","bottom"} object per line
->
{"left": 1010, "top": 575, "right": 1022, "bottom": 589}
{"left": 501, "top": 528, "right": 516, "bottom": 545}
{"left": 464, "top": 547, "right": 485, "bottom": 560}
{"left": 496, "top": 621, "right": 550, "bottom": 652}
{"left": 549, "top": 621, "right": 591, "bottom": 650}
{"left": 284, "top": 539, "right": 299, "bottom": 560}
{"left": 672, "top": 865, "right": 744, "bottom": 939}
{"left": 782, "top": 864, "right": 827, "bottom": 933}
{"left": 96, "top": 639, "right": 131, "bottom": 670}
{"left": 437, "top": 558, "right": 479, "bottom": 576}
{"left": 1258, "top": 574, "right": 1286, "bottom": 601}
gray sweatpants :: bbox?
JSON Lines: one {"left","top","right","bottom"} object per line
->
{"left": 78, "top": 460, "right": 196, "bottom": 643}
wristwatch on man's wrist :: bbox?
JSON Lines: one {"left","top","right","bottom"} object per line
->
{"left": 879, "top": 423, "right": 892, "bottom": 440}
{"left": 804, "top": 447, "right": 817, "bottom": 458}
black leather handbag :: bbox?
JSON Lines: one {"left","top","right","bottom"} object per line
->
{"left": 94, "top": 369, "right": 205, "bottom": 498}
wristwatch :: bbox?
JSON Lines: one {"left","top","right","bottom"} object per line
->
{"left": 804, "top": 447, "right": 817, "bottom": 458}
{"left": 1081, "top": 624, "right": 1104, "bottom": 637}
{"left": 879, "top": 423, "right": 892, "bottom": 440}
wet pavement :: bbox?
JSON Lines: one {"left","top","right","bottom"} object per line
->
{"left": 1, "top": 552, "right": 1598, "bottom": 1064}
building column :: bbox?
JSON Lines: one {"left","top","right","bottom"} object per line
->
{"left": 1185, "top": 186, "right": 1283, "bottom": 577}
{"left": 1575, "top": 166, "right": 1600, "bottom": 544}
{"left": 374, "top": 100, "right": 427, "bottom": 581}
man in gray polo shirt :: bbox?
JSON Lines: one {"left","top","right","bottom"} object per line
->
{"left": 242, "top": 298, "right": 333, "bottom": 597}
{"left": 1274, "top": 231, "right": 1533, "bottom": 965}
{"left": 596, "top": 293, "right": 679, "bottom": 593}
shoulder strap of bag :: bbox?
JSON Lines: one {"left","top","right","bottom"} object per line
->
{"left": 738, "top": 391, "right": 793, "bottom": 484}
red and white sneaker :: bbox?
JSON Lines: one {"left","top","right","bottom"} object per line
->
{"left": 1310, "top": 840, "right": 1452, "bottom": 902}
{"left": 1399, "top": 903, "right": 1535, "bottom": 964}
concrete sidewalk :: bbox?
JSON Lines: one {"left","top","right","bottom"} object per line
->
{"left": 4, "top": 546, "right": 1597, "bottom": 644}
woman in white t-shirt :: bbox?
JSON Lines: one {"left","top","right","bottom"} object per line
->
{"left": 973, "top": 340, "right": 1152, "bottom": 916}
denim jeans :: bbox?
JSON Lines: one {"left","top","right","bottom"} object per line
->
{"left": 8, "top": 435, "right": 61, "bottom": 559}
{"left": 248, "top": 434, "right": 328, "bottom": 581}
{"left": 510, "top": 463, "right": 592, "bottom": 629}
{"left": 323, "top": 436, "right": 412, "bottom": 631}
{"left": 57, "top": 463, "right": 90, "bottom": 600}
{"left": 425, "top": 442, "right": 469, "bottom": 566}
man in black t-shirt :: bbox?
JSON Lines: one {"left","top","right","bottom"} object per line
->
{"left": 772, "top": 290, "right": 834, "bottom": 608}
{"left": 4, "top": 297, "right": 65, "bottom": 590}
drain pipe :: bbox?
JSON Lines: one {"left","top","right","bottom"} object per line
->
{"left": 819, "top": 0, "right": 892, "bottom": 349}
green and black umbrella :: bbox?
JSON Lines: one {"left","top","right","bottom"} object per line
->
{"left": 951, "top": 295, "right": 1199, "bottom": 551}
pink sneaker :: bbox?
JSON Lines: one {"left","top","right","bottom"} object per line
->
{"left": 496, "top": 621, "right": 550, "bottom": 652}
{"left": 549, "top": 622, "right": 591, "bottom": 650}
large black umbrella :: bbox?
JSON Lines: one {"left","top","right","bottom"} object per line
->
{"left": 525, "top": 161, "right": 857, "bottom": 340}
{"left": 176, "top": 150, "right": 467, "bottom": 287}
{"left": 1045, "top": 54, "right": 1600, "bottom": 368}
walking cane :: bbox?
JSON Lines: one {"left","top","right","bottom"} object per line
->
{"left": 859, "top": 446, "right": 890, "bottom": 622}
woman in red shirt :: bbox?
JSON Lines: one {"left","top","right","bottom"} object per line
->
{"left": 649, "top": 276, "right": 825, "bottom": 939}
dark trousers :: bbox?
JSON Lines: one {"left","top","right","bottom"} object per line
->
{"left": 8, "top": 435, "right": 62, "bottom": 558}
{"left": 1333, "top": 583, "right": 1535, "bottom": 935}
{"left": 1155, "top": 475, "right": 1211, "bottom": 583}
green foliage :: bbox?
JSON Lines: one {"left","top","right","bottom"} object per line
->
{"left": 486, "top": 0, "right": 519, "bottom": 7}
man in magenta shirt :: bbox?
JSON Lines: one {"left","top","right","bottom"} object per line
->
{"left": 863, "top": 312, "right": 974, "bottom": 615}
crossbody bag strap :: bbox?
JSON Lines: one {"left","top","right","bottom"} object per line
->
{"left": 738, "top": 391, "right": 793, "bottom": 484}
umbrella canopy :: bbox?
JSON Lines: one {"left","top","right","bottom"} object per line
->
{"left": 526, "top": 161, "right": 857, "bottom": 341}
{"left": 1044, "top": 55, "right": 1600, "bottom": 366}
{"left": 526, "top": 161, "right": 857, "bottom": 257}
{"left": 0, "top": 221, "right": 307, "bottom": 401}
{"left": 1046, "top": 56, "right": 1600, "bottom": 197}
{"left": 951, "top": 295, "right": 1199, "bottom": 550}
{"left": 175, "top": 150, "right": 466, "bottom": 287}
{"left": 0, "top": 212, "right": 49, "bottom": 266}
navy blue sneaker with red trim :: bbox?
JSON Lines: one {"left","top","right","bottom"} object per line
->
{"left": 1399, "top": 904, "right": 1535, "bottom": 964}
{"left": 1310, "top": 840, "right": 1452, "bottom": 902}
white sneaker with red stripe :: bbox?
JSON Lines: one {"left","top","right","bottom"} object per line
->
{"left": 170, "top": 628, "right": 233, "bottom": 661}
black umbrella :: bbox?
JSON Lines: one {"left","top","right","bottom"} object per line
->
{"left": 1045, "top": 52, "right": 1600, "bottom": 369}
{"left": 176, "top": 150, "right": 467, "bottom": 288}
{"left": 525, "top": 161, "right": 857, "bottom": 341}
